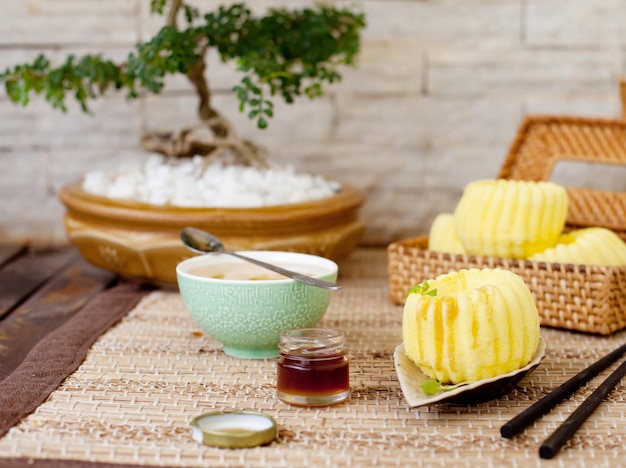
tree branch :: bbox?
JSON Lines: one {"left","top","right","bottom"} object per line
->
{"left": 166, "top": 0, "right": 182, "bottom": 27}
{"left": 186, "top": 51, "right": 228, "bottom": 138}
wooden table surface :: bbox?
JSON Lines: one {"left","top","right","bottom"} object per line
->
{"left": 0, "top": 245, "right": 119, "bottom": 380}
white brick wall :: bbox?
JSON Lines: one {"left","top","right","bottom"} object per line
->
{"left": 1, "top": 0, "right": 625, "bottom": 246}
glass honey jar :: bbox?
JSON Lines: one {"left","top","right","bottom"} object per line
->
{"left": 276, "top": 328, "right": 350, "bottom": 406}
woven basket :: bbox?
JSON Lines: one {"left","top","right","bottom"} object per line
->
{"left": 388, "top": 85, "right": 626, "bottom": 335}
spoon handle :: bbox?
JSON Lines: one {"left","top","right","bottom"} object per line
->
{"left": 226, "top": 251, "right": 341, "bottom": 291}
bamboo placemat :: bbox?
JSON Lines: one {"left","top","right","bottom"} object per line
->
{"left": 1, "top": 248, "right": 625, "bottom": 467}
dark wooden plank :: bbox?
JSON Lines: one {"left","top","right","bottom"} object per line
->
{"left": 0, "top": 244, "right": 27, "bottom": 268}
{"left": 0, "top": 248, "right": 78, "bottom": 319}
{"left": 0, "top": 281, "right": 150, "bottom": 440}
{"left": 0, "top": 256, "right": 116, "bottom": 381}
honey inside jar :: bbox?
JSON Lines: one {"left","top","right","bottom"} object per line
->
{"left": 276, "top": 328, "right": 350, "bottom": 406}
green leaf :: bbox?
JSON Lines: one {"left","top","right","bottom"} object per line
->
{"left": 5, "top": 80, "right": 22, "bottom": 103}
{"left": 183, "top": 5, "right": 199, "bottom": 23}
{"left": 407, "top": 282, "right": 438, "bottom": 297}
{"left": 420, "top": 379, "right": 468, "bottom": 395}
{"left": 304, "top": 83, "right": 322, "bottom": 99}
{"left": 232, "top": 85, "right": 248, "bottom": 102}
{"left": 150, "top": 0, "right": 166, "bottom": 15}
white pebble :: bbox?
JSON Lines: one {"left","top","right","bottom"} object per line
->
{"left": 82, "top": 154, "right": 340, "bottom": 207}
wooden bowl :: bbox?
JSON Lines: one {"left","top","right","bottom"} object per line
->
{"left": 58, "top": 181, "right": 365, "bottom": 288}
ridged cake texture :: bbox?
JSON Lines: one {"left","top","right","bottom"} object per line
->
{"left": 453, "top": 179, "right": 568, "bottom": 259}
{"left": 428, "top": 213, "right": 465, "bottom": 254}
{"left": 402, "top": 268, "right": 540, "bottom": 384}
{"left": 529, "top": 227, "right": 626, "bottom": 266}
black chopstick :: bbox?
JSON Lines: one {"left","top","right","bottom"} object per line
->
{"left": 539, "top": 358, "right": 626, "bottom": 459}
{"left": 501, "top": 342, "right": 626, "bottom": 439}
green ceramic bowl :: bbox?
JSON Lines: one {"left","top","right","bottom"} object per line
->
{"left": 176, "top": 251, "right": 339, "bottom": 359}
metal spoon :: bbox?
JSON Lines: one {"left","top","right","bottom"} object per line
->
{"left": 180, "top": 227, "right": 341, "bottom": 291}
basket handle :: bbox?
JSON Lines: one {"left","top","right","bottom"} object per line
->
{"left": 497, "top": 110, "right": 626, "bottom": 236}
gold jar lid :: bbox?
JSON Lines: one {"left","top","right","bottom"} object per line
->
{"left": 190, "top": 410, "right": 277, "bottom": 448}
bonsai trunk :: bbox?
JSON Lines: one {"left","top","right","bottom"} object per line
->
{"left": 140, "top": 0, "right": 269, "bottom": 169}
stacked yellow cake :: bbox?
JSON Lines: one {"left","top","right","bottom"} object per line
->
{"left": 453, "top": 179, "right": 568, "bottom": 259}
{"left": 529, "top": 227, "right": 626, "bottom": 266}
{"left": 427, "top": 178, "right": 626, "bottom": 266}
{"left": 402, "top": 268, "right": 540, "bottom": 384}
{"left": 428, "top": 213, "right": 465, "bottom": 254}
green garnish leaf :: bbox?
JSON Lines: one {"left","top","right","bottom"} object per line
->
{"left": 407, "top": 281, "right": 438, "bottom": 297}
{"left": 420, "top": 379, "right": 468, "bottom": 395}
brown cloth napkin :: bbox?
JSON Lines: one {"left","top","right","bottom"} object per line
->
{"left": 0, "top": 281, "right": 150, "bottom": 439}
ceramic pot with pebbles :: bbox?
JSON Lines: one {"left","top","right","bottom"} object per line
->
{"left": 59, "top": 155, "right": 365, "bottom": 288}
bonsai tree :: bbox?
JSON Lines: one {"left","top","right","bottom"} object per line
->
{"left": 0, "top": 1, "right": 365, "bottom": 168}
